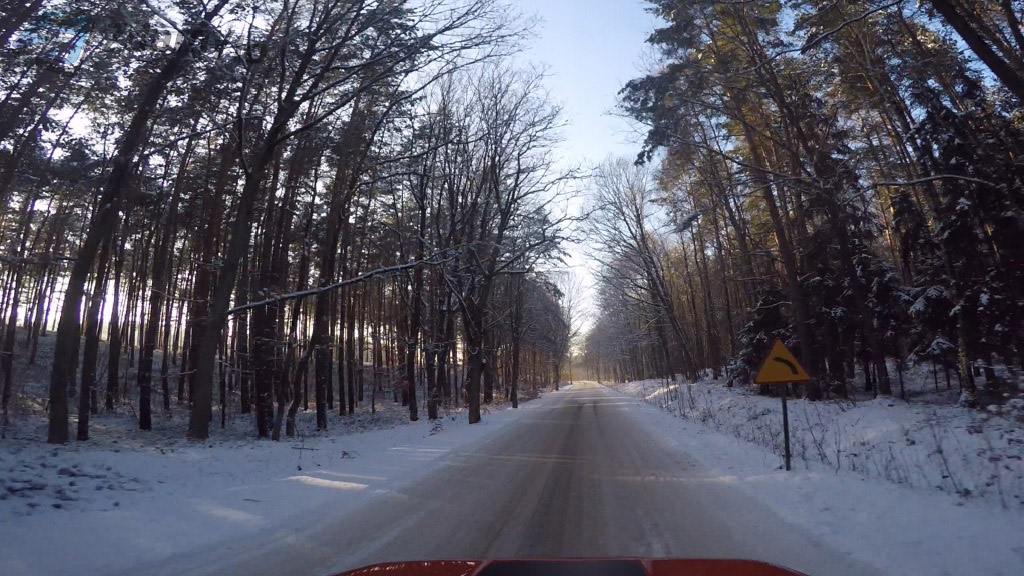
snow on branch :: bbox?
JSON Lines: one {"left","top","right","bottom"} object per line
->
{"left": 727, "top": 0, "right": 905, "bottom": 74}
{"left": 227, "top": 256, "right": 451, "bottom": 315}
{"left": 872, "top": 174, "right": 1001, "bottom": 189}
{"left": 798, "top": 0, "right": 904, "bottom": 55}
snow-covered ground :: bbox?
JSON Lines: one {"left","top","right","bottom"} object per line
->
{"left": 4, "top": 375, "right": 1024, "bottom": 576}
{"left": 610, "top": 369, "right": 1024, "bottom": 510}
{"left": 0, "top": 393, "right": 554, "bottom": 576}
{"left": 622, "top": 387, "right": 1024, "bottom": 576}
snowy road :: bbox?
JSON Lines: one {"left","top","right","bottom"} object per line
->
{"left": 141, "top": 382, "right": 881, "bottom": 576}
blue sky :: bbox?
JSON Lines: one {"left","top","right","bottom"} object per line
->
{"left": 513, "top": 0, "right": 659, "bottom": 325}
{"left": 515, "top": 0, "right": 658, "bottom": 169}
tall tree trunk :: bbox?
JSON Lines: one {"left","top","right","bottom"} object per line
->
{"left": 137, "top": 140, "right": 190, "bottom": 430}
{"left": 159, "top": 250, "right": 178, "bottom": 412}
{"left": 482, "top": 329, "right": 495, "bottom": 404}
{"left": 251, "top": 170, "right": 281, "bottom": 439}
{"left": 465, "top": 325, "right": 483, "bottom": 423}
{"left": 47, "top": 0, "right": 227, "bottom": 444}
{"left": 405, "top": 267, "right": 422, "bottom": 421}
{"left": 285, "top": 196, "right": 316, "bottom": 435}
{"left": 235, "top": 267, "right": 251, "bottom": 415}
{"left": 1, "top": 194, "right": 38, "bottom": 432}
{"left": 740, "top": 122, "right": 818, "bottom": 399}
{"left": 347, "top": 289, "right": 358, "bottom": 416}
{"left": 77, "top": 234, "right": 113, "bottom": 440}
{"left": 188, "top": 137, "right": 277, "bottom": 439}
{"left": 105, "top": 226, "right": 128, "bottom": 410}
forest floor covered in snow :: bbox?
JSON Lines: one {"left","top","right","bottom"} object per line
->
{"left": 610, "top": 363, "right": 1024, "bottom": 510}
{"left": 1, "top": 328, "right": 558, "bottom": 574}
{"left": 1, "top": 326, "right": 436, "bottom": 446}
{"left": 0, "top": 388, "right": 553, "bottom": 576}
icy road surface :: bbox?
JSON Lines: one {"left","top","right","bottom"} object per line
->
{"left": 138, "top": 382, "right": 882, "bottom": 576}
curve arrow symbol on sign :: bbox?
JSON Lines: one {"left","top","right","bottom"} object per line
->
{"left": 753, "top": 339, "right": 810, "bottom": 384}
{"left": 772, "top": 356, "right": 799, "bottom": 375}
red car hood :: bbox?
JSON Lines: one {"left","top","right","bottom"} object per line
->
{"left": 336, "top": 559, "right": 806, "bottom": 576}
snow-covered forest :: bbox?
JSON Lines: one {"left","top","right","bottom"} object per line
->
{"left": 0, "top": 0, "right": 581, "bottom": 444}
{"left": 4, "top": 2, "right": 1024, "bottom": 574}
{"left": 583, "top": 1, "right": 1024, "bottom": 414}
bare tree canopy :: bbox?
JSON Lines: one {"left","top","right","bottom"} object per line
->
{"left": 0, "top": 0, "right": 577, "bottom": 443}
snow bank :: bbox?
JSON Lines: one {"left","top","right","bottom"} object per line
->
{"left": 611, "top": 374, "right": 1024, "bottom": 509}
{"left": 621, "top": 389, "right": 1024, "bottom": 576}
{"left": 0, "top": 394, "right": 555, "bottom": 576}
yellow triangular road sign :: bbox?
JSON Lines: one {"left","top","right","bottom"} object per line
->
{"left": 753, "top": 339, "right": 811, "bottom": 384}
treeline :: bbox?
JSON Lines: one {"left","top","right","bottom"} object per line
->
{"left": 0, "top": 0, "right": 576, "bottom": 443}
{"left": 584, "top": 0, "right": 1024, "bottom": 403}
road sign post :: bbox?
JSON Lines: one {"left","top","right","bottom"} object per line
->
{"left": 781, "top": 383, "right": 791, "bottom": 471}
{"left": 752, "top": 339, "right": 809, "bottom": 472}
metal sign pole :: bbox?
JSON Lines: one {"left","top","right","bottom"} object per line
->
{"left": 752, "top": 339, "right": 807, "bottom": 473}
{"left": 781, "top": 383, "right": 791, "bottom": 471}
